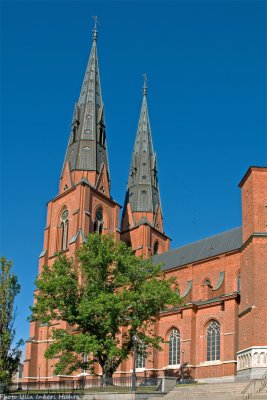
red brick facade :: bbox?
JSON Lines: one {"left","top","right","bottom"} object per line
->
{"left": 23, "top": 162, "right": 267, "bottom": 383}
{"left": 117, "top": 167, "right": 267, "bottom": 381}
{"left": 23, "top": 28, "right": 267, "bottom": 383}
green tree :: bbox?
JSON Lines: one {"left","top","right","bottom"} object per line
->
{"left": 31, "top": 234, "right": 182, "bottom": 384}
{"left": 0, "top": 257, "right": 22, "bottom": 384}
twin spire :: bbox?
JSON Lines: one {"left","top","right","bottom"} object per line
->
{"left": 62, "top": 17, "right": 109, "bottom": 183}
{"left": 124, "top": 75, "right": 161, "bottom": 220}
{"left": 61, "top": 19, "right": 163, "bottom": 232}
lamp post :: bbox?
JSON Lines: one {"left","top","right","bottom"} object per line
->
{"left": 38, "top": 366, "right": 40, "bottom": 391}
{"left": 181, "top": 350, "right": 185, "bottom": 384}
{"left": 132, "top": 335, "right": 137, "bottom": 392}
{"left": 16, "top": 365, "right": 19, "bottom": 390}
{"left": 82, "top": 353, "right": 87, "bottom": 390}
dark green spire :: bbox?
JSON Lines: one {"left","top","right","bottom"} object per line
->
{"left": 125, "top": 79, "right": 161, "bottom": 217}
{"left": 61, "top": 20, "right": 109, "bottom": 181}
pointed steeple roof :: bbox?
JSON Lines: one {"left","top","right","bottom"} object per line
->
{"left": 124, "top": 78, "right": 162, "bottom": 223}
{"left": 61, "top": 19, "right": 109, "bottom": 181}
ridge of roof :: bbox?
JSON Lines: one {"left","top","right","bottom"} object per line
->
{"left": 153, "top": 226, "right": 242, "bottom": 271}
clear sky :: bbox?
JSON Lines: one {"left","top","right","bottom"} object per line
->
{"left": 1, "top": 1, "right": 266, "bottom": 348}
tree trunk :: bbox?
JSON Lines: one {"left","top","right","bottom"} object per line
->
{"left": 100, "top": 356, "right": 123, "bottom": 387}
{"left": 101, "top": 368, "right": 114, "bottom": 386}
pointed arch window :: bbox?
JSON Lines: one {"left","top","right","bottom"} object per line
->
{"left": 60, "top": 209, "right": 69, "bottom": 251}
{"left": 207, "top": 320, "right": 220, "bottom": 361}
{"left": 94, "top": 207, "right": 104, "bottom": 234}
{"left": 153, "top": 241, "right": 159, "bottom": 255}
{"left": 135, "top": 341, "right": 146, "bottom": 369}
{"left": 168, "top": 328, "right": 180, "bottom": 365}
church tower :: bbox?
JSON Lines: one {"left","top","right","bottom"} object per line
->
{"left": 23, "top": 22, "right": 121, "bottom": 381}
{"left": 121, "top": 78, "right": 170, "bottom": 257}
{"left": 60, "top": 22, "right": 110, "bottom": 194}
{"left": 237, "top": 167, "right": 267, "bottom": 379}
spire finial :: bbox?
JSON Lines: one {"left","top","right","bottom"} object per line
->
{"left": 92, "top": 16, "right": 99, "bottom": 42}
{"left": 143, "top": 73, "right": 148, "bottom": 96}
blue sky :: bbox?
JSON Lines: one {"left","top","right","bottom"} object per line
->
{"left": 1, "top": 1, "right": 266, "bottom": 348}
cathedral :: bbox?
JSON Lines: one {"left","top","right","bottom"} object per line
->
{"left": 23, "top": 24, "right": 267, "bottom": 383}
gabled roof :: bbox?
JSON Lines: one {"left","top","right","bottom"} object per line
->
{"left": 153, "top": 227, "right": 242, "bottom": 271}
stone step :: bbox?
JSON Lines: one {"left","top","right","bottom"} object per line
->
{"left": 243, "top": 388, "right": 267, "bottom": 399}
{"left": 154, "top": 394, "right": 242, "bottom": 399}
{"left": 174, "top": 384, "right": 246, "bottom": 390}
{"left": 170, "top": 391, "right": 242, "bottom": 395}
{"left": 147, "top": 381, "right": 249, "bottom": 400}
{"left": 160, "top": 393, "right": 244, "bottom": 400}
{"left": 171, "top": 396, "right": 242, "bottom": 398}
{"left": 174, "top": 387, "right": 244, "bottom": 391}
{"left": 167, "top": 394, "right": 240, "bottom": 397}
{"left": 173, "top": 386, "right": 244, "bottom": 392}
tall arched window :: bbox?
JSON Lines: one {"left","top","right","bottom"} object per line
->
{"left": 135, "top": 341, "right": 146, "bottom": 369}
{"left": 60, "top": 209, "right": 69, "bottom": 251}
{"left": 168, "top": 328, "right": 180, "bottom": 365}
{"left": 153, "top": 241, "right": 159, "bottom": 255}
{"left": 207, "top": 320, "right": 220, "bottom": 361}
{"left": 94, "top": 207, "right": 104, "bottom": 234}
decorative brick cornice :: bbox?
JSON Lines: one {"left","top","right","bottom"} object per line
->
{"left": 241, "top": 232, "right": 267, "bottom": 251}
{"left": 160, "top": 292, "right": 239, "bottom": 316}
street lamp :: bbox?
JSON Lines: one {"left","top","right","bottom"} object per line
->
{"left": 16, "top": 365, "right": 19, "bottom": 390}
{"left": 82, "top": 353, "right": 87, "bottom": 390}
{"left": 132, "top": 335, "right": 137, "bottom": 392}
{"left": 38, "top": 366, "right": 41, "bottom": 391}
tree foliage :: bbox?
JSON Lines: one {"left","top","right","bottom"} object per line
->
{"left": 31, "top": 234, "right": 182, "bottom": 382}
{"left": 0, "top": 257, "right": 22, "bottom": 384}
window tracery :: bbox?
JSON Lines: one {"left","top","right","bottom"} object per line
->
{"left": 60, "top": 209, "right": 69, "bottom": 251}
{"left": 207, "top": 320, "right": 220, "bottom": 361}
{"left": 94, "top": 207, "right": 104, "bottom": 234}
{"left": 135, "top": 341, "right": 146, "bottom": 369}
{"left": 168, "top": 328, "right": 180, "bottom": 365}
